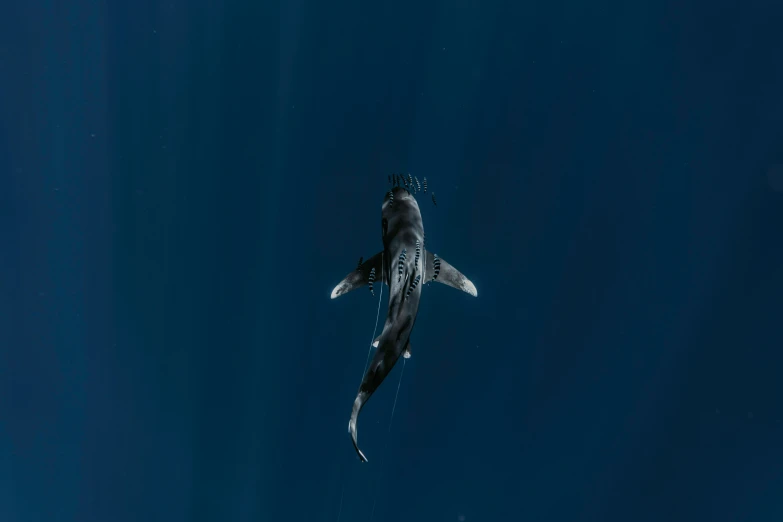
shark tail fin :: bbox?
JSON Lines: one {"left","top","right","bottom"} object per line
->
{"left": 331, "top": 252, "right": 384, "bottom": 299}
{"left": 348, "top": 392, "right": 369, "bottom": 462}
{"left": 424, "top": 251, "right": 478, "bottom": 297}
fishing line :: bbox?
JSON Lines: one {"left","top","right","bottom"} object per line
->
{"left": 363, "top": 252, "right": 385, "bottom": 378}
{"left": 338, "top": 253, "right": 386, "bottom": 522}
{"left": 369, "top": 357, "right": 406, "bottom": 522}
{"left": 387, "top": 358, "right": 405, "bottom": 432}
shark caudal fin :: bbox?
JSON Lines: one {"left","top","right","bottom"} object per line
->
{"left": 348, "top": 392, "right": 369, "bottom": 462}
{"left": 331, "top": 252, "right": 385, "bottom": 299}
{"left": 424, "top": 251, "right": 478, "bottom": 297}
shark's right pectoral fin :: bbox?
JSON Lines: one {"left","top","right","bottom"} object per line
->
{"left": 424, "top": 251, "right": 478, "bottom": 297}
{"left": 331, "top": 251, "right": 385, "bottom": 299}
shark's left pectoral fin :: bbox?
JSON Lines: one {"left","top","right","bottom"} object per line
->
{"left": 331, "top": 252, "right": 385, "bottom": 299}
{"left": 424, "top": 251, "right": 478, "bottom": 297}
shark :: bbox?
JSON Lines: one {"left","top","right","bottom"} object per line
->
{"left": 331, "top": 185, "right": 478, "bottom": 462}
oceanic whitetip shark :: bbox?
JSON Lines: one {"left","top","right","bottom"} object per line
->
{"left": 330, "top": 181, "right": 477, "bottom": 462}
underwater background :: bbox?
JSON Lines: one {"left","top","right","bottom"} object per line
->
{"left": 2, "top": 0, "right": 783, "bottom": 520}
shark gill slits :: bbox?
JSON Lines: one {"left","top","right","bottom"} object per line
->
{"left": 423, "top": 177, "right": 428, "bottom": 193}
{"left": 414, "top": 240, "right": 421, "bottom": 269}
{"left": 431, "top": 192, "right": 437, "bottom": 206}
{"left": 414, "top": 176, "right": 421, "bottom": 193}
{"left": 406, "top": 274, "right": 421, "bottom": 298}
{"left": 387, "top": 190, "right": 394, "bottom": 207}
{"left": 433, "top": 254, "right": 441, "bottom": 280}
{"left": 408, "top": 174, "right": 414, "bottom": 189}
{"left": 368, "top": 267, "right": 376, "bottom": 295}
{"left": 356, "top": 257, "right": 363, "bottom": 271}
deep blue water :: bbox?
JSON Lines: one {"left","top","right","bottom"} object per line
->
{"left": 2, "top": 0, "right": 783, "bottom": 521}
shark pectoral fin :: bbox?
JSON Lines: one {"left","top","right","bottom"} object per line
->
{"left": 425, "top": 251, "right": 478, "bottom": 297}
{"left": 331, "top": 251, "right": 384, "bottom": 299}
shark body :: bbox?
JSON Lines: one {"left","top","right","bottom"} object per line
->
{"left": 331, "top": 186, "right": 477, "bottom": 462}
